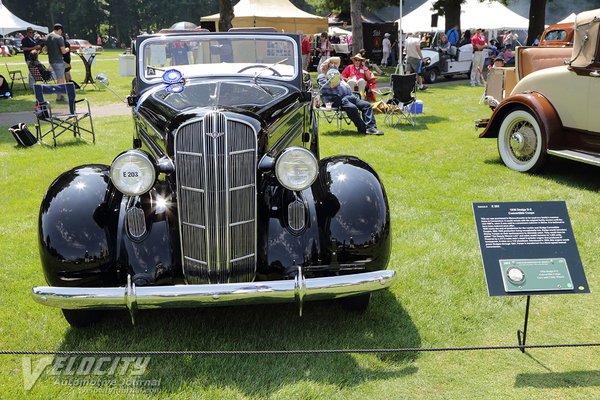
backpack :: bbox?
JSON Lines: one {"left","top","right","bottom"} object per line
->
{"left": 8, "top": 123, "right": 38, "bottom": 147}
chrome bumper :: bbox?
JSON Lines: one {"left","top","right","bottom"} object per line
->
{"left": 32, "top": 269, "right": 396, "bottom": 322}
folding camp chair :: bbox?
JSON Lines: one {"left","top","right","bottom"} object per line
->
{"left": 380, "top": 73, "right": 418, "bottom": 127}
{"left": 33, "top": 83, "right": 95, "bottom": 147}
{"left": 5, "top": 63, "right": 27, "bottom": 91}
{"left": 28, "top": 63, "right": 54, "bottom": 85}
{"left": 313, "top": 89, "right": 352, "bottom": 133}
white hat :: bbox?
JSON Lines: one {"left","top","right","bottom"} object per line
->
{"left": 384, "top": 33, "right": 391, "bottom": 37}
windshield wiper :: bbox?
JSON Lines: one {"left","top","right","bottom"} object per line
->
{"left": 251, "top": 58, "right": 289, "bottom": 97}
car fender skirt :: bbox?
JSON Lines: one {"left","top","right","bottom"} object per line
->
{"left": 479, "top": 92, "right": 562, "bottom": 145}
{"left": 38, "top": 164, "right": 119, "bottom": 287}
{"left": 32, "top": 269, "right": 396, "bottom": 321}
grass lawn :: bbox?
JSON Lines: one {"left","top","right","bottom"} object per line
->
{"left": 0, "top": 69, "right": 598, "bottom": 399}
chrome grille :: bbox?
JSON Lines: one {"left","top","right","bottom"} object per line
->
{"left": 175, "top": 112, "right": 257, "bottom": 284}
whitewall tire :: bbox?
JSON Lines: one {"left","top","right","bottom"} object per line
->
{"left": 497, "top": 109, "right": 546, "bottom": 172}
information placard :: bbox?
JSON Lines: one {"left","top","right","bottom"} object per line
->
{"left": 473, "top": 201, "right": 589, "bottom": 296}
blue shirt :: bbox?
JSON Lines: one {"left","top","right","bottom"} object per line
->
{"left": 317, "top": 71, "right": 353, "bottom": 107}
{"left": 447, "top": 28, "right": 459, "bottom": 46}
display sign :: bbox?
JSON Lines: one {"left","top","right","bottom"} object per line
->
{"left": 473, "top": 201, "right": 589, "bottom": 296}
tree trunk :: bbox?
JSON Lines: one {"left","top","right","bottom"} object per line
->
{"left": 527, "top": 0, "right": 547, "bottom": 45}
{"left": 444, "top": 0, "right": 462, "bottom": 33}
{"left": 350, "top": 0, "right": 363, "bottom": 54}
{"left": 219, "top": 0, "right": 234, "bottom": 32}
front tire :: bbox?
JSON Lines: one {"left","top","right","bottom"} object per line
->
{"left": 424, "top": 68, "right": 438, "bottom": 83}
{"left": 497, "top": 109, "right": 546, "bottom": 172}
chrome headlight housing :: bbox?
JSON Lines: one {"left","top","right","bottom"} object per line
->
{"left": 109, "top": 150, "right": 157, "bottom": 196}
{"left": 275, "top": 147, "right": 319, "bottom": 191}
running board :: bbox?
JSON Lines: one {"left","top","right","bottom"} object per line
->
{"left": 547, "top": 149, "right": 600, "bottom": 167}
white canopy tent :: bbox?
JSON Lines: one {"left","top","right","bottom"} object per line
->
{"left": 201, "top": 0, "right": 327, "bottom": 34}
{"left": 557, "top": 13, "right": 577, "bottom": 24}
{"left": 397, "top": 0, "right": 529, "bottom": 33}
{"left": 0, "top": 0, "right": 48, "bottom": 36}
{"left": 328, "top": 26, "right": 352, "bottom": 37}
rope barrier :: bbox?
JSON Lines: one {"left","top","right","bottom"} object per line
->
{"left": 1, "top": 342, "right": 599, "bottom": 356}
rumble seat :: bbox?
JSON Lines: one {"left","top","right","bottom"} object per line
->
{"left": 516, "top": 46, "right": 573, "bottom": 80}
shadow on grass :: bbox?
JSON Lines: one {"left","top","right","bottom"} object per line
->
{"left": 56, "top": 290, "right": 420, "bottom": 395}
{"left": 319, "top": 115, "right": 448, "bottom": 136}
{"left": 483, "top": 156, "right": 600, "bottom": 191}
{"left": 514, "top": 370, "right": 600, "bottom": 388}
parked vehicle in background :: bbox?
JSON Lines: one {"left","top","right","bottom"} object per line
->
{"left": 478, "top": 8, "right": 600, "bottom": 173}
{"left": 2, "top": 38, "right": 22, "bottom": 54}
{"left": 69, "top": 39, "right": 103, "bottom": 52}
{"left": 32, "top": 30, "right": 396, "bottom": 327}
{"left": 539, "top": 22, "right": 575, "bottom": 47}
{"left": 421, "top": 45, "right": 474, "bottom": 83}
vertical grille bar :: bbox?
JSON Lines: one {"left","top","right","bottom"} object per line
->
{"left": 175, "top": 112, "right": 257, "bottom": 284}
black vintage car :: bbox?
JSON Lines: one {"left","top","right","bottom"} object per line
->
{"left": 33, "top": 31, "right": 395, "bottom": 326}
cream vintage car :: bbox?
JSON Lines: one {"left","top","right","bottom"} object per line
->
{"left": 479, "top": 8, "right": 600, "bottom": 172}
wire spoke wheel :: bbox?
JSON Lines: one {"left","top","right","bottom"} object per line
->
{"left": 498, "top": 109, "right": 546, "bottom": 172}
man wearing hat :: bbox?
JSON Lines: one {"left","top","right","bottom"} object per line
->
{"left": 341, "top": 53, "right": 376, "bottom": 101}
{"left": 381, "top": 33, "right": 392, "bottom": 67}
{"left": 45, "top": 23, "right": 70, "bottom": 100}
{"left": 318, "top": 57, "right": 383, "bottom": 136}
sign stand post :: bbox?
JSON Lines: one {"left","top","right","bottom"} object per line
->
{"left": 517, "top": 295, "right": 531, "bottom": 353}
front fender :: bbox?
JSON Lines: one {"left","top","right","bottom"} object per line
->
{"left": 260, "top": 155, "right": 391, "bottom": 279}
{"left": 316, "top": 155, "right": 391, "bottom": 271}
{"left": 479, "top": 92, "right": 563, "bottom": 148}
{"left": 39, "top": 165, "right": 119, "bottom": 287}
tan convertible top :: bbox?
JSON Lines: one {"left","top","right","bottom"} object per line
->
{"left": 570, "top": 8, "right": 600, "bottom": 68}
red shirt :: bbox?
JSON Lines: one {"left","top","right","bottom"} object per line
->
{"left": 301, "top": 38, "right": 310, "bottom": 55}
{"left": 341, "top": 64, "right": 369, "bottom": 81}
{"left": 471, "top": 33, "right": 486, "bottom": 51}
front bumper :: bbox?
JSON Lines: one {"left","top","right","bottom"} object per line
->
{"left": 32, "top": 269, "right": 396, "bottom": 321}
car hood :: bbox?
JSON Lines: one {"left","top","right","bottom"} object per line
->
{"left": 135, "top": 78, "right": 303, "bottom": 134}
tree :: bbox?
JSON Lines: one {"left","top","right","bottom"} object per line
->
{"left": 350, "top": 0, "right": 363, "bottom": 53}
{"left": 219, "top": 0, "right": 234, "bottom": 32}
{"left": 432, "top": 0, "right": 464, "bottom": 33}
{"left": 526, "top": 0, "right": 546, "bottom": 45}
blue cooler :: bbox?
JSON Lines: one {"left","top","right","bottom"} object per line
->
{"left": 410, "top": 100, "right": 423, "bottom": 114}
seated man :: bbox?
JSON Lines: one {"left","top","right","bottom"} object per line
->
{"left": 318, "top": 57, "right": 383, "bottom": 136}
{"left": 341, "top": 53, "right": 377, "bottom": 101}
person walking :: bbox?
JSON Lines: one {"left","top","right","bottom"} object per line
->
{"left": 470, "top": 28, "right": 487, "bottom": 86}
{"left": 45, "top": 23, "right": 69, "bottom": 100}
{"left": 405, "top": 33, "right": 427, "bottom": 90}
{"left": 381, "top": 33, "right": 391, "bottom": 67}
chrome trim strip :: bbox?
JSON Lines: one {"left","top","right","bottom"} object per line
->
{"left": 180, "top": 186, "right": 204, "bottom": 193}
{"left": 182, "top": 221, "right": 206, "bottom": 229}
{"left": 230, "top": 253, "right": 255, "bottom": 263}
{"left": 32, "top": 270, "right": 396, "bottom": 313}
{"left": 230, "top": 184, "right": 254, "bottom": 192}
{"left": 230, "top": 219, "right": 254, "bottom": 227}
{"left": 184, "top": 256, "right": 208, "bottom": 265}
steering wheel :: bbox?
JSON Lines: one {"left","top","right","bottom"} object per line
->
{"left": 237, "top": 65, "right": 282, "bottom": 77}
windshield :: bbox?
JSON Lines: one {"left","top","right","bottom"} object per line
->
{"left": 139, "top": 35, "right": 298, "bottom": 83}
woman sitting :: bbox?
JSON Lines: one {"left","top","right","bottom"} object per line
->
{"left": 28, "top": 50, "right": 54, "bottom": 84}
{"left": 341, "top": 53, "right": 377, "bottom": 101}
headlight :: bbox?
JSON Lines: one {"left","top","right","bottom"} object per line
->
{"left": 109, "top": 150, "right": 157, "bottom": 196}
{"left": 275, "top": 147, "right": 318, "bottom": 191}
